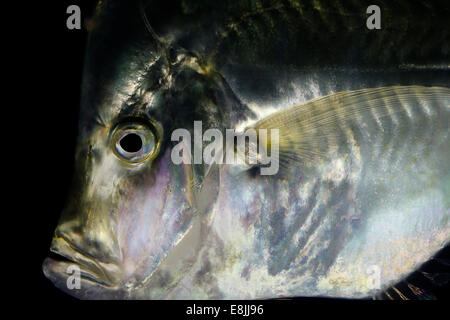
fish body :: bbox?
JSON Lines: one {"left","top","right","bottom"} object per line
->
{"left": 43, "top": 0, "right": 450, "bottom": 299}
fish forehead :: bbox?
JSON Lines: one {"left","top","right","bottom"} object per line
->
{"left": 79, "top": 2, "right": 166, "bottom": 138}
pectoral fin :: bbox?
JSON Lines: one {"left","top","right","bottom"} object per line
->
{"left": 249, "top": 85, "right": 450, "bottom": 169}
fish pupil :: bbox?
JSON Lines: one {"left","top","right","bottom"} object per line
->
{"left": 120, "top": 133, "right": 142, "bottom": 153}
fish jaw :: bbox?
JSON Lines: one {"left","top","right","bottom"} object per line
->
{"left": 42, "top": 253, "right": 127, "bottom": 299}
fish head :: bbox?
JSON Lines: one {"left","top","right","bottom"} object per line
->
{"left": 42, "top": 1, "right": 251, "bottom": 299}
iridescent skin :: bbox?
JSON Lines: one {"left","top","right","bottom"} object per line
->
{"left": 43, "top": 1, "right": 449, "bottom": 299}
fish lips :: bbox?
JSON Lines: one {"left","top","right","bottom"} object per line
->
{"left": 42, "top": 246, "right": 126, "bottom": 299}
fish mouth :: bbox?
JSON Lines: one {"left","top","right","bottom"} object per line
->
{"left": 44, "top": 251, "right": 111, "bottom": 287}
{"left": 42, "top": 237, "right": 119, "bottom": 290}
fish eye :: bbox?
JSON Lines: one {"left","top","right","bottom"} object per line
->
{"left": 111, "top": 121, "right": 158, "bottom": 163}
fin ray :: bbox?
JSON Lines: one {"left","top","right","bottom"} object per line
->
{"left": 251, "top": 85, "right": 450, "bottom": 167}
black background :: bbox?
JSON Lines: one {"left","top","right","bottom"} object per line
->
{"left": 27, "top": 0, "right": 96, "bottom": 302}
{"left": 17, "top": 0, "right": 449, "bottom": 316}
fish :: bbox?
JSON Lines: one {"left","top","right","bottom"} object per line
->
{"left": 43, "top": 0, "right": 450, "bottom": 299}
